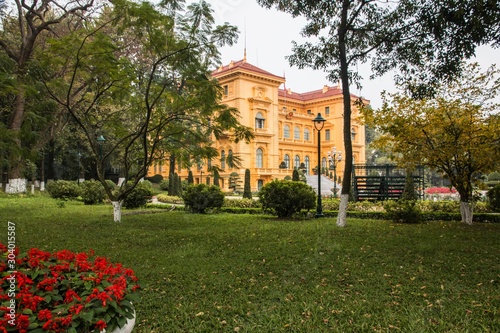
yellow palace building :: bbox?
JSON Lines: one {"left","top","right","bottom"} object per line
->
{"left": 150, "top": 58, "right": 366, "bottom": 192}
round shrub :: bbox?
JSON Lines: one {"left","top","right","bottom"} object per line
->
{"left": 487, "top": 184, "right": 500, "bottom": 212}
{"left": 258, "top": 180, "right": 316, "bottom": 218}
{"left": 80, "top": 180, "right": 106, "bottom": 205}
{"left": 182, "top": 184, "right": 225, "bottom": 214}
{"left": 46, "top": 180, "right": 81, "bottom": 200}
{"left": 123, "top": 181, "right": 153, "bottom": 209}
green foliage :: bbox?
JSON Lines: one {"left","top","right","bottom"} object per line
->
{"left": 487, "top": 184, "right": 500, "bottom": 212}
{"left": 292, "top": 169, "right": 300, "bottom": 181}
{"left": 46, "top": 180, "right": 81, "bottom": 200}
{"left": 488, "top": 172, "right": 500, "bottom": 181}
{"left": 145, "top": 174, "right": 163, "bottom": 184}
{"left": 187, "top": 170, "right": 194, "bottom": 184}
{"left": 258, "top": 180, "right": 316, "bottom": 218}
{"left": 168, "top": 173, "right": 175, "bottom": 195}
{"left": 80, "top": 180, "right": 106, "bottom": 205}
{"left": 123, "top": 181, "right": 153, "bottom": 209}
{"left": 156, "top": 193, "right": 183, "bottom": 204}
{"left": 159, "top": 179, "right": 169, "bottom": 191}
{"left": 243, "top": 169, "right": 252, "bottom": 199}
{"left": 223, "top": 198, "right": 261, "bottom": 208}
{"left": 213, "top": 169, "right": 220, "bottom": 187}
{"left": 384, "top": 200, "right": 422, "bottom": 224}
{"left": 176, "top": 174, "right": 183, "bottom": 196}
{"left": 182, "top": 184, "right": 225, "bottom": 214}
{"left": 402, "top": 173, "right": 418, "bottom": 201}
{"left": 228, "top": 172, "right": 242, "bottom": 193}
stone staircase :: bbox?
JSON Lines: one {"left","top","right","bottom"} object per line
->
{"left": 305, "top": 175, "right": 341, "bottom": 197}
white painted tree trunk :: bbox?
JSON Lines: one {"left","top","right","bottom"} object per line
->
{"left": 118, "top": 178, "right": 125, "bottom": 187}
{"left": 5, "top": 178, "right": 27, "bottom": 193}
{"left": 460, "top": 201, "right": 474, "bottom": 225}
{"left": 40, "top": 181, "right": 45, "bottom": 191}
{"left": 112, "top": 200, "right": 124, "bottom": 223}
{"left": 31, "top": 184, "right": 35, "bottom": 194}
{"left": 336, "top": 194, "right": 349, "bottom": 227}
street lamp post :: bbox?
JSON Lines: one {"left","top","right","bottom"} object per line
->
{"left": 96, "top": 135, "right": 106, "bottom": 160}
{"left": 328, "top": 147, "right": 342, "bottom": 198}
{"left": 313, "top": 113, "right": 326, "bottom": 218}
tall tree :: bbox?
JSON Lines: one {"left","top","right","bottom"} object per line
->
{"left": 243, "top": 168, "right": 251, "bottom": 199}
{"left": 41, "top": 0, "right": 251, "bottom": 221}
{"left": 363, "top": 63, "right": 500, "bottom": 224}
{"left": 256, "top": 0, "right": 500, "bottom": 227}
{"left": 0, "top": 0, "right": 96, "bottom": 192}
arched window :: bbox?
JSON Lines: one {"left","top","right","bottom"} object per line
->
{"left": 255, "top": 112, "right": 265, "bottom": 129}
{"left": 228, "top": 149, "right": 233, "bottom": 169}
{"left": 305, "top": 156, "right": 310, "bottom": 174}
{"left": 284, "top": 125, "right": 290, "bottom": 138}
{"left": 221, "top": 150, "right": 226, "bottom": 169}
{"left": 256, "top": 148, "right": 263, "bottom": 168}
{"left": 304, "top": 128, "right": 310, "bottom": 141}
{"left": 284, "top": 154, "right": 290, "bottom": 169}
{"left": 294, "top": 126, "right": 300, "bottom": 140}
{"left": 294, "top": 155, "right": 300, "bottom": 169}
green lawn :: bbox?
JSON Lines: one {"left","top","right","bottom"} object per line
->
{"left": 1, "top": 196, "right": 499, "bottom": 332}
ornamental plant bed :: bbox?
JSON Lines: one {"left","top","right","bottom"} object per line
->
{"left": 0, "top": 244, "right": 140, "bottom": 333}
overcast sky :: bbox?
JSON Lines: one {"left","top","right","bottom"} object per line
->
{"left": 201, "top": 0, "right": 500, "bottom": 109}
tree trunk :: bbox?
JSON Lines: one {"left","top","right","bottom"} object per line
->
{"left": 336, "top": 194, "right": 349, "bottom": 227}
{"left": 336, "top": 0, "right": 352, "bottom": 228}
{"left": 459, "top": 201, "right": 473, "bottom": 225}
{"left": 7, "top": 85, "right": 26, "bottom": 193}
{"left": 5, "top": 178, "right": 27, "bottom": 194}
{"left": 112, "top": 200, "right": 124, "bottom": 223}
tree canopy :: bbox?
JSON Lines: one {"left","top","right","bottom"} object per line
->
{"left": 363, "top": 63, "right": 500, "bottom": 224}
{"left": 256, "top": 0, "right": 500, "bottom": 226}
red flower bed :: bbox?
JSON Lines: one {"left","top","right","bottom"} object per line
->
{"left": 0, "top": 243, "right": 139, "bottom": 333}
{"left": 424, "top": 187, "right": 457, "bottom": 194}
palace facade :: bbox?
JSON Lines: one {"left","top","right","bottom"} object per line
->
{"left": 150, "top": 58, "right": 366, "bottom": 192}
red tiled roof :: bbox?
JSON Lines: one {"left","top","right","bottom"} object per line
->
{"left": 278, "top": 86, "right": 344, "bottom": 102}
{"left": 212, "top": 60, "right": 366, "bottom": 102}
{"left": 212, "top": 59, "right": 284, "bottom": 81}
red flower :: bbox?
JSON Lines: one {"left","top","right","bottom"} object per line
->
{"left": 37, "top": 277, "right": 57, "bottom": 291}
{"left": 95, "top": 319, "right": 107, "bottom": 331}
{"left": 16, "top": 315, "right": 30, "bottom": 333}
{"left": 0, "top": 244, "right": 140, "bottom": 333}
{"left": 38, "top": 309, "right": 52, "bottom": 321}
{"left": 65, "top": 289, "right": 82, "bottom": 303}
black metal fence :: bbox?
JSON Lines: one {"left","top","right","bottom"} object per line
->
{"left": 353, "top": 165, "right": 424, "bottom": 201}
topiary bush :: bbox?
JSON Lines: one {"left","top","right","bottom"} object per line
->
{"left": 487, "top": 184, "right": 500, "bottom": 212}
{"left": 258, "top": 180, "right": 316, "bottom": 218}
{"left": 223, "top": 198, "right": 261, "bottom": 208}
{"left": 145, "top": 174, "right": 163, "bottom": 184}
{"left": 156, "top": 193, "right": 183, "bottom": 204}
{"left": 123, "top": 181, "right": 153, "bottom": 209}
{"left": 46, "top": 180, "right": 81, "bottom": 200}
{"left": 182, "top": 184, "right": 225, "bottom": 213}
{"left": 80, "top": 180, "right": 106, "bottom": 205}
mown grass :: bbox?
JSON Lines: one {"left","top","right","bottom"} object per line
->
{"left": 1, "top": 195, "right": 499, "bottom": 332}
